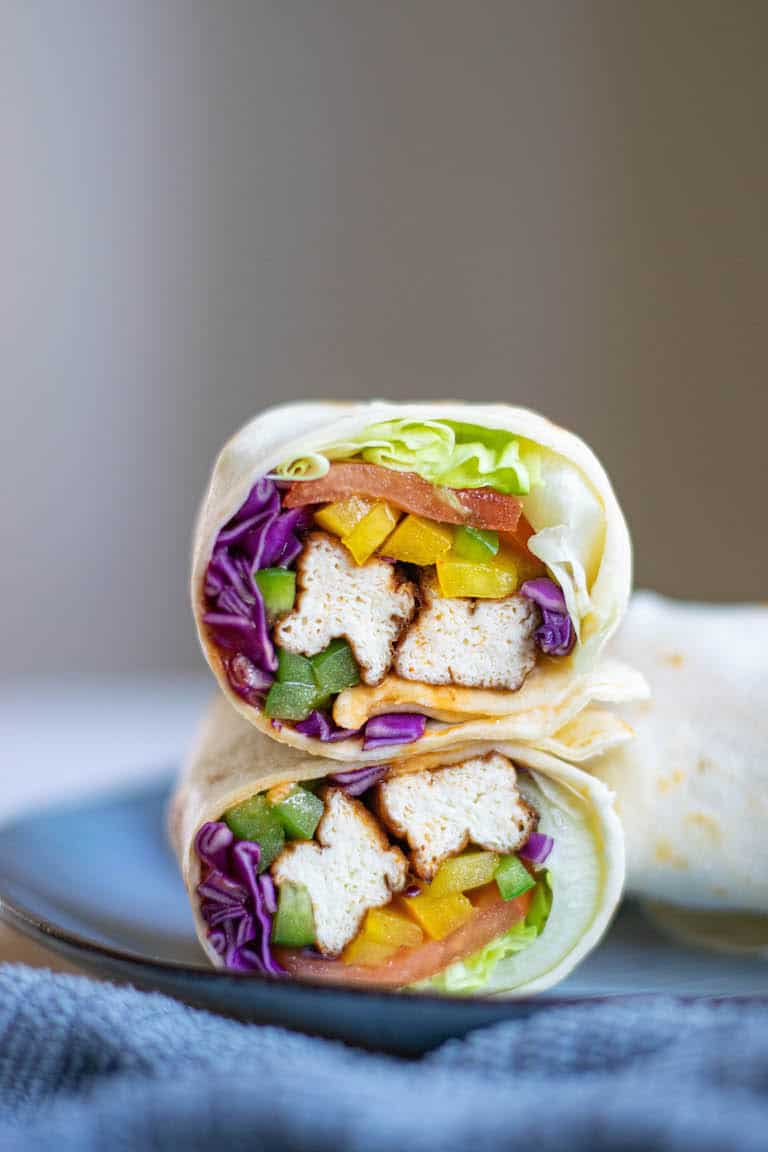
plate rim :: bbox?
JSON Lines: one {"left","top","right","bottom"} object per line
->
{"left": 4, "top": 783, "right": 768, "bottom": 1014}
{"left": 0, "top": 854, "right": 562, "bottom": 1012}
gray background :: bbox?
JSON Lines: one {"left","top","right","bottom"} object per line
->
{"left": 2, "top": 0, "right": 766, "bottom": 676}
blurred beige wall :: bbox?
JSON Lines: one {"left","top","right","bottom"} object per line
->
{"left": 1, "top": 1, "right": 766, "bottom": 675}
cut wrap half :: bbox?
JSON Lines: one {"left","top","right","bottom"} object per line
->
{"left": 193, "top": 401, "right": 645, "bottom": 760}
{"left": 170, "top": 695, "right": 625, "bottom": 996}
{"left": 587, "top": 591, "right": 768, "bottom": 953}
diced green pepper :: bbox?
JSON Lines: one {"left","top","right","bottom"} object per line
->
{"left": 223, "top": 795, "right": 285, "bottom": 871}
{"left": 254, "top": 568, "right": 296, "bottom": 617}
{"left": 276, "top": 649, "right": 316, "bottom": 686}
{"left": 265, "top": 649, "right": 319, "bottom": 721}
{"left": 266, "top": 640, "right": 361, "bottom": 719}
{"left": 495, "top": 854, "right": 536, "bottom": 901}
{"left": 453, "top": 525, "right": 500, "bottom": 563}
{"left": 272, "top": 882, "right": 316, "bottom": 947}
{"left": 272, "top": 785, "right": 325, "bottom": 840}
{"left": 264, "top": 682, "right": 317, "bottom": 721}
{"left": 310, "top": 639, "right": 360, "bottom": 706}
{"left": 525, "top": 873, "right": 553, "bottom": 931}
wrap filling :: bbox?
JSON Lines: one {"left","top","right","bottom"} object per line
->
{"left": 195, "top": 752, "right": 567, "bottom": 991}
{"left": 202, "top": 418, "right": 591, "bottom": 748}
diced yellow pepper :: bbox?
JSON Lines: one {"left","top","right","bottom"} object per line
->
{"left": 314, "top": 497, "right": 374, "bottom": 538}
{"left": 342, "top": 935, "right": 398, "bottom": 967}
{"left": 436, "top": 556, "right": 519, "bottom": 598}
{"left": 380, "top": 515, "right": 453, "bottom": 566}
{"left": 429, "top": 852, "right": 500, "bottom": 898}
{"left": 401, "top": 890, "right": 474, "bottom": 940}
{"left": 363, "top": 906, "right": 424, "bottom": 949}
{"left": 342, "top": 502, "right": 401, "bottom": 565}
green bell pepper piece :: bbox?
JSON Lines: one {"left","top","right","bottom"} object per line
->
{"left": 272, "top": 882, "right": 316, "bottom": 947}
{"left": 254, "top": 568, "right": 296, "bottom": 617}
{"left": 223, "top": 795, "right": 285, "bottom": 871}
{"left": 273, "top": 785, "right": 325, "bottom": 840}
{"left": 310, "top": 639, "right": 360, "bottom": 706}
{"left": 453, "top": 525, "right": 500, "bottom": 563}
{"left": 265, "top": 649, "right": 319, "bottom": 721}
{"left": 495, "top": 854, "right": 536, "bottom": 901}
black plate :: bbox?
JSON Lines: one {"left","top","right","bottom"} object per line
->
{"left": 2, "top": 776, "right": 767, "bottom": 1054}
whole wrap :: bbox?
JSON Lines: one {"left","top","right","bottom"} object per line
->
{"left": 192, "top": 401, "right": 643, "bottom": 760}
{"left": 588, "top": 591, "right": 768, "bottom": 951}
{"left": 170, "top": 694, "right": 625, "bottom": 995}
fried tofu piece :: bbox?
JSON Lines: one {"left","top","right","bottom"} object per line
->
{"left": 375, "top": 753, "right": 538, "bottom": 880}
{"left": 274, "top": 532, "right": 417, "bottom": 686}
{"left": 393, "top": 573, "right": 539, "bottom": 691}
{"left": 272, "top": 788, "right": 408, "bottom": 956}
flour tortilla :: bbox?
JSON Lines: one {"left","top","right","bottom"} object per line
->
{"left": 192, "top": 401, "right": 640, "bottom": 760}
{"left": 171, "top": 694, "right": 625, "bottom": 995}
{"left": 587, "top": 591, "right": 768, "bottom": 950}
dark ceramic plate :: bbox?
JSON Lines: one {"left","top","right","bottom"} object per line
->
{"left": 1, "top": 777, "right": 766, "bottom": 1054}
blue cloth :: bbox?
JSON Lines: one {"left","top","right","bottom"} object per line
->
{"left": 1, "top": 965, "right": 766, "bottom": 1151}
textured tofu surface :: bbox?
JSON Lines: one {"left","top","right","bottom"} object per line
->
{"left": 272, "top": 788, "right": 408, "bottom": 955}
{"left": 274, "top": 532, "right": 417, "bottom": 685}
{"left": 375, "top": 753, "right": 538, "bottom": 879}
{"left": 394, "top": 573, "right": 540, "bottom": 690}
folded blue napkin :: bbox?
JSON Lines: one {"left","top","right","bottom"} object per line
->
{"left": 1, "top": 964, "right": 766, "bottom": 1151}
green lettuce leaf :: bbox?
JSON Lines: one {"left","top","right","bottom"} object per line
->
{"left": 419, "top": 874, "right": 553, "bottom": 995}
{"left": 275, "top": 418, "right": 539, "bottom": 495}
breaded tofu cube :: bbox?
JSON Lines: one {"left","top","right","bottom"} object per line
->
{"left": 393, "top": 573, "right": 539, "bottom": 691}
{"left": 272, "top": 787, "right": 408, "bottom": 956}
{"left": 375, "top": 752, "right": 538, "bottom": 880}
{"left": 274, "top": 532, "right": 417, "bottom": 686}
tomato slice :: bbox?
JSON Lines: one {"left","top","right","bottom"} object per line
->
{"left": 505, "top": 513, "right": 535, "bottom": 548}
{"left": 275, "top": 884, "right": 532, "bottom": 989}
{"left": 283, "top": 462, "right": 522, "bottom": 534}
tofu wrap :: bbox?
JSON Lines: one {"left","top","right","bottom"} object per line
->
{"left": 170, "top": 695, "right": 625, "bottom": 996}
{"left": 193, "top": 401, "right": 644, "bottom": 761}
{"left": 588, "top": 591, "right": 768, "bottom": 952}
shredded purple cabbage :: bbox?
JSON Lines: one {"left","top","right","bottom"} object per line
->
{"left": 203, "top": 477, "right": 311, "bottom": 701}
{"left": 329, "top": 764, "right": 389, "bottom": 796}
{"left": 519, "top": 831, "right": 555, "bottom": 864}
{"left": 521, "top": 578, "right": 575, "bottom": 657}
{"left": 294, "top": 710, "right": 361, "bottom": 743}
{"left": 362, "top": 712, "right": 426, "bottom": 750}
{"left": 195, "top": 821, "right": 285, "bottom": 975}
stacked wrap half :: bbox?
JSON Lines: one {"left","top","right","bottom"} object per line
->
{"left": 192, "top": 402, "right": 645, "bottom": 759}
{"left": 171, "top": 696, "right": 626, "bottom": 994}
{"left": 175, "top": 401, "right": 646, "bottom": 994}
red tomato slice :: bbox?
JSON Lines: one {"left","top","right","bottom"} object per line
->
{"left": 283, "top": 462, "right": 522, "bottom": 533}
{"left": 275, "top": 884, "right": 532, "bottom": 989}
{"left": 506, "top": 513, "right": 535, "bottom": 548}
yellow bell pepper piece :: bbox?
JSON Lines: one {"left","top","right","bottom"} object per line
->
{"left": 314, "top": 496, "right": 374, "bottom": 538}
{"left": 342, "top": 935, "right": 398, "bottom": 967}
{"left": 436, "top": 556, "right": 519, "bottom": 598}
{"left": 429, "top": 851, "right": 500, "bottom": 898}
{"left": 363, "top": 906, "right": 424, "bottom": 949}
{"left": 401, "top": 890, "right": 474, "bottom": 940}
{"left": 342, "top": 502, "right": 401, "bottom": 566}
{"left": 342, "top": 903, "right": 424, "bottom": 966}
{"left": 380, "top": 514, "right": 453, "bottom": 566}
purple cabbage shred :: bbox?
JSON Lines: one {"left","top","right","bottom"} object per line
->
{"left": 294, "top": 710, "right": 360, "bottom": 743}
{"left": 202, "top": 477, "right": 311, "bottom": 701}
{"left": 195, "top": 821, "right": 285, "bottom": 976}
{"left": 362, "top": 712, "right": 426, "bottom": 750}
{"left": 519, "top": 831, "right": 555, "bottom": 864}
{"left": 329, "top": 764, "right": 390, "bottom": 796}
{"left": 521, "top": 578, "right": 576, "bottom": 657}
